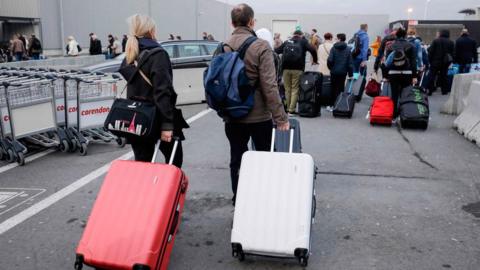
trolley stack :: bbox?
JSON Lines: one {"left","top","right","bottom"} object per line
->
{"left": 0, "top": 67, "right": 125, "bottom": 166}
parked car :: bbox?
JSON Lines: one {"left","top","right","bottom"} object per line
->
{"left": 82, "top": 40, "right": 220, "bottom": 105}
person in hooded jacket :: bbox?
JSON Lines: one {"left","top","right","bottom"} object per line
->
{"left": 385, "top": 28, "right": 417, "bottom": 120}
{"left": 426, "top": 29, "right": 455, "bottom": 95}
{"left": 327, "top": 33, "right": 354, "bottom": 107}
{"left": 119, "top": 14, "right": 188, "bottom": 168}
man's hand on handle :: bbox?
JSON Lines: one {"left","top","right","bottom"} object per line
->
{"left": 161, "top": 130, "right": 173, "bottom": 142}
{"left": 277, "top": 121, "right": 290, "bottom": 131}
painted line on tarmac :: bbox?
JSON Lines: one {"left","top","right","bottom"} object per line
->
{"left": 0, "top": 108, "right": 212, "bottom": 235}
{"left": 0, "top": 149, "right": 56, "bottom": 174}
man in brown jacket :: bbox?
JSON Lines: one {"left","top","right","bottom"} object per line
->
{"left": 11, "top": 34, "right": 26, "bottom": 62}
{"left": 225, "top": 3, "right": 289, "bottom": 205}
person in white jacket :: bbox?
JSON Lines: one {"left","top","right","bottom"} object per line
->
{"left": 317, "top": 32, "right": 334, "bottom": 76}
{"left": 66, "top": 36, "right": 79, "bottom": 56}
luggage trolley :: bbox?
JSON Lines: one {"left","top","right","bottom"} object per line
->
{"left": 65, "top": 74, "right": 124, "bottom": 156}
{"left": 0, "top": 78, "right": 59, "bottom": 165}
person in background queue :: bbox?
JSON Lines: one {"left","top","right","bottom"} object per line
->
{"left": 426, "top": 29, "right": 454, "bottom": 95}
{"left": 327, "top": 33, "right": 354, "bottom": 110}
{"left": 455, "top": 29, "right": 478, "bottom": 74}
{"left": 385, "top": 28, "right": 417, "bottom": 121}
{"left": 275, "top": 29, "right": 318, "bottom": 116}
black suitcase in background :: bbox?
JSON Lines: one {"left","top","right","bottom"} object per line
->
{"left": 399, "top": 86, "right": 429, "bottom": 130}
{"left": 319, "top": 75, "right": 333, "bottom": 106}
{"left": 333, "top": 79, "right": 355, "bottom": 118}
{"left": 298, "top": 72, "right": 322, "bottom": 118}
{"left": 352, "top": 73, "right": 366, "bottom": 102}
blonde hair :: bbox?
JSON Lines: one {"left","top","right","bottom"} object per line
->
{"left": 125, "top": 14, "right": 157, "bottom": 64}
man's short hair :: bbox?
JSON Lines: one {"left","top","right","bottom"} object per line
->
{"left": 337, "top": 33, "right": 346, "bottom": 42}
{"left": 312, "top": 29, "right": 317, "bottom": 33}
{"left": 407, "top": 28, "right": 416, "bottom": 36}
{"left": 396, "top": 28, "right": 407, "bottom": 38}
{"left": 324, "top": 32, "right": 333, "bottom": 40}
{"left": 231, "top": 3, "right": 254, "bottom": 27}
{"left": 360, "top": 24, "right": 368, "bottom": 30}
{"left": 294, "top": 30, "right": 303, "bottom": 36}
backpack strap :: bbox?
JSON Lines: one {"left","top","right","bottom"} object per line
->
{"left": 237, "top": 36, "right": 258, "bottom": 60}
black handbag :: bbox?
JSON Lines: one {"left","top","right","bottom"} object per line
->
{"left": 104, "top": 97, "right": 159, "bottom": 141}
{"left": 105, "top": 49, "right": 164, "bottom": 141}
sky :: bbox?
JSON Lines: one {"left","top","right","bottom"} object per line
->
{"left": 227, "top": 0, "right": 480, "bottom": 21}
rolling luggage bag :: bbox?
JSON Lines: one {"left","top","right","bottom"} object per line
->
{"left": 370, "top": 96, "right": 394, "bottom": 125}
{"left": 333, "top": 79, "right": 355, "bottom": 118}
{"left": 319, "top": 75, "right": 333, "bottom": 106}
{"left": 399, "top": 86, "right": 429, "bottom": 130}
{"left": 232, "top": 128, "right": 316, "bottom": 267}
{"left": 352, "top": 71, "right": 367, "bottom": 102}
{"left": 75, "top": 140, "right": 188, "bottom": 270}
{"left": 298, "top": 71, "right": 322, "bottom": 117}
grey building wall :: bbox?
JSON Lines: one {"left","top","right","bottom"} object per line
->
{"left": 35, "top": 0, "right": 232, "bottom": 51}
{"left": 0, "top": 0, "right": 39, "bottom": 18}
{"left": 255, "top": 13, "right": 390, "bottom": 42}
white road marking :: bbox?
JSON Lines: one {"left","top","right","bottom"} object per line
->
{"left": 185, "top": 108, "right": 212, "bottom": 124}
{"left": 0, "top": 108, "right": 212, "bottom": 235}
{"left": 0, "top": 149, "right": 56, "bottom": 174}
{"left": 0, "top": 189, "right": 46, "bottom": 216}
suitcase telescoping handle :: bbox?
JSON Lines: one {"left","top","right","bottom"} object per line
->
{"left": 270, "top": 126, "right": 296, "bottom": 154}
{"left": 152, "top": 137, "right": 180, "bottom": 165}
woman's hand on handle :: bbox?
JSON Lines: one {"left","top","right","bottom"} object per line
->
{"left": 161, "top": 130, "right": 173, "bottom": 142}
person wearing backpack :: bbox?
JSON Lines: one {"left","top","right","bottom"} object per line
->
{"left": 119, "top": 14, "right": 188, "bottom": 167}
{"left": 352, "top": 24, "right": 370, "bottom": 74}
{"left": 384, "top": 28, "right": 417, "bottom": 120}
{"left": 275, "top": 30, "right": 318, "bottom": 115}
{"left": 327, "top": 33, "right": 354, "bottom": 108}
{"left": 217, "top": 4, "right": 289, "bottom": 205}
{"left": 374, "top": 25, "right": 403, "bottom": 79}
{"left": 426, "top": 29, "right": 455, "bottom": 95}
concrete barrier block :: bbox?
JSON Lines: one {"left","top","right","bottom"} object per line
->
{"left": 454, "top": 81, "right": 480, "bottom": 146}
{"left": 442, "top": 73, "right": 480, "bottom": 115}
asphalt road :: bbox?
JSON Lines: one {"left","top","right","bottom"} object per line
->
{"left": 1, "top": 95, "right": 480, "bottom": 270}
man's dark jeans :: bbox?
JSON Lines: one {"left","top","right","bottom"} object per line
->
{"left": 225, "top": 120, "right": 273, "bottom": 197}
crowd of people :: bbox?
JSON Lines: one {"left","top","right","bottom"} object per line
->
{"left": 113, "top": 4, "right": 479, "bottom": 204}
{"left": 270, "top": 23, "right": 478, "bottom": 116}
{"left": 0, "top": 33, "right": 43, "bottom": 62}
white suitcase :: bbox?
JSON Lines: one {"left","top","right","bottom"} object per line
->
{"left": 231, "top": 128, "right": 316, "bottom": 267}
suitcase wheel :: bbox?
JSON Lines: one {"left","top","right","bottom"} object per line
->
{"left": 294, "top": 248, "right": 309, "bottom": 267}
{"left": 299, "top": 256, "right": 309, "bottom": 267}
{"left": 232, "top": 243, "right": 245, "bottom": 262}
{"left": 74, "top": 255, "right": 84, "bottom": 270}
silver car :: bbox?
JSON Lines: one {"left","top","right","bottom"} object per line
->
{"left": 83, "top": 40, "right": 219, "bottom": 105}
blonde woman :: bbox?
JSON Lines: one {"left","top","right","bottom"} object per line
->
{"left": 66, "top": 36, "right": 79, "bottom": 56}
{"left": 119, "top": 14, "right": 188, "bottom": 167}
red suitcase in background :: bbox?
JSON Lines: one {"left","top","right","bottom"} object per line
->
{"left": 75, "top": 140, "right": 188, "bottom": 270}
{"left": 370, "top": 96, "right": 394, "bottom": 125}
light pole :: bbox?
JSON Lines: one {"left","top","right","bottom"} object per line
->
{"left": 424, "top": 0, "right": 432, "bottom": 20}
{"left": 407, "top": 8, "right": 414, "bottom": 20}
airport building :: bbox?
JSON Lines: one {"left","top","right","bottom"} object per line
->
{"left": 1, "top": 0, "right": 478, "bottom": 55}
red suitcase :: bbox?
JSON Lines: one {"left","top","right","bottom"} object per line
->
{"left": 75, "top": 141, "right": 188, "bottom": 270}
{"left": 370, "top": 96, "right": 394, "bottom": 125}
